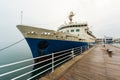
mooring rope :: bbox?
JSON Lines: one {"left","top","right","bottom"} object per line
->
{"left": 0, "top": 39, "right": 25, "bottom": 52}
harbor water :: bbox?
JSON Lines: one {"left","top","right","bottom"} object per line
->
{"left": 0, "top": 39, "right": 34, "bottom": 80}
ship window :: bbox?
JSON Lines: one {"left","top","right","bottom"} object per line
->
{"left": 71, "top": 29, "right": 74, "bottom": 32}
{"left": 84, "top": 24, "right": 87, "bottom": 26}
{"left": 76, "top": 29, "right": 80, "bottom": 32}
{"left": 78, "top": 25, "right": 80, "bottom": 27}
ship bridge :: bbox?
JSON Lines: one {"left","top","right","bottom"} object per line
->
{"left": 57, "top": 23, "right": 88, "bottom": 31}
{"left": 57, "top": 22, "right": 96, "bottom": 43}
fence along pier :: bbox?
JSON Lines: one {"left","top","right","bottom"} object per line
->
{"left": 0, "top": 45, "right": 92, "bottom": 80}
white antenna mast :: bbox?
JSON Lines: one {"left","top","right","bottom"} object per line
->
{"left": 21, "top": 11, "right": 23, "bottom": 24}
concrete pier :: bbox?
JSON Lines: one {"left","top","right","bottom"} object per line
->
{"left": 39, "top": 45, "right": 120, "bottom": 80}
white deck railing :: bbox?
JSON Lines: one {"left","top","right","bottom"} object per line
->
{"left": 0, "top": 45, "right": 93, "bottom": 80}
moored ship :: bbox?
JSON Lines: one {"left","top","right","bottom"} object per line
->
{"left": 17, "top": 12, "right": 96, "bottom": 58}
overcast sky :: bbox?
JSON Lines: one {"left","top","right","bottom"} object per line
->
{"left": 0, "top": 0, "right": 120, "bottom": 42}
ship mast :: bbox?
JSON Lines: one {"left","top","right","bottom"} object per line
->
{"left": 69, "top": 11, "right": 74, "bottom": 24}
{"left": 21, "top": 11, "right": 23, "bottom": 24}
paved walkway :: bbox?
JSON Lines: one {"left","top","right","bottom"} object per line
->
{"left": 58, "top": 45, "right": 120, "bottom": 80}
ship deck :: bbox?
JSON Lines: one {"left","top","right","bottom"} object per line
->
{"left": 39, "top": 45, "right": 120, "bottom": 80}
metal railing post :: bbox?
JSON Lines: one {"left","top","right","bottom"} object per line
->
{"left": 86, "top": 46, "right": 87, "bottom": 50}
{"left": 88, "top": 45, "right": 89, "bottom": 49}
{"left": 52, "top": 53, "right": 54, "bottom": 72}
{"left": 81, "top": 46, "right": 82, "bottom": 53}
{"left": 85, "top": 46, "right": 86, "bottom": 51}
{"left": 71, "top": 48, "right": 74, "bottom": 58}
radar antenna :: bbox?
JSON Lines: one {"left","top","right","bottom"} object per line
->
{"left": 69, "top": 11, "right": 74, "bottom": 24}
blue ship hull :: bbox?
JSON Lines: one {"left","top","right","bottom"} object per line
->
{"left": 26, "top": 38, "right": 88, "bottom": 58}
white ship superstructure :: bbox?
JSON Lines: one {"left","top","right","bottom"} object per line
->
{"left": 58, "top": 12, "right": 96, "bottom": 43}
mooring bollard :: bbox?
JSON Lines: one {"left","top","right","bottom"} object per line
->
{"left": 106, "top": 49, "right": 112, "bottom": 57}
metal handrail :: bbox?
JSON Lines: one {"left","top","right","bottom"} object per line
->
{"left": 54, "top": 48, "right": 72, "bottom": 54}
{"left": 0, "top": 57, "right": 52, "bottom": 77}
{"left": 11, "top": 62, "right": 52, "bottom": 80}
{"left": 54, "top": 57, "right": 72, "bottom": 67}
{"left": 0, "top": 45, "right": 92, "bottom": 80}
{"left": 74, "top": 49, "right": 81, "bottom": 52}
{"left": 74, "top": 50, "right": 80, "bottom": 53}
{"left": 0, "top": 53, "right": 52, "bottom": 69}
{"left": 54, "top": 54, "right": 71, "bottom": 63}
{"left": 74, "top": 47, "right": 81, "bottom": 50}
{"left": 54, "top": 51, "right": 71, "bottom": 59}
{"left": 27, "top": 67, "right": 52, "bottom": 80}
